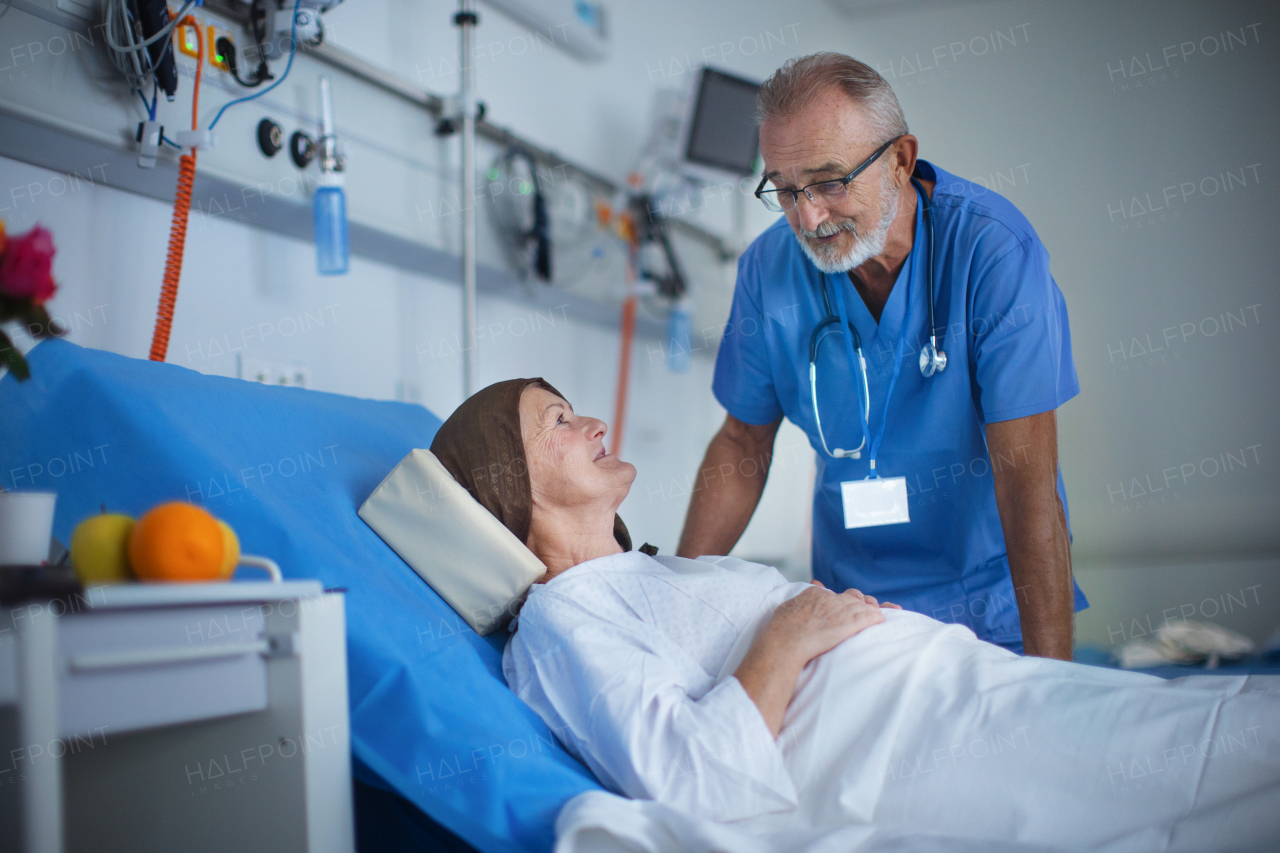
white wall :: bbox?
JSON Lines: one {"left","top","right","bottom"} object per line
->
{"left": 3, "top": 0, "right": 1277, "bottom": 645}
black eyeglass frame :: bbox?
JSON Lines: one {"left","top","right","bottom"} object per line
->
{"left": 754, "top": 136, "right": 902, "bottom": 211}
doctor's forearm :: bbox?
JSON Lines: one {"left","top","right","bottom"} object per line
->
{"left": 1001, "top": 489, "right": 1074, "bottom": 659}
{"left": 988, "top": 412, "right": 1075, "bottom": 660}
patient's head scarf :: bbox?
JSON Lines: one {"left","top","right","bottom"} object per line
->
{"left": 430, "top": 378, "right": 651, "bottom": 554}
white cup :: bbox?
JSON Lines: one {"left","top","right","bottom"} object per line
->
{"left": 0, "top": 491, "right": 57, "bottom": 566}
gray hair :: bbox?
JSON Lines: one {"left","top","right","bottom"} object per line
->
{"left": 756, "top": 52, "right": 908, "bottom": 140}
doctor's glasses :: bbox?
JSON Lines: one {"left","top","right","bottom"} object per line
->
{"left": 755, "top": 136, "right": 901, "bottom": 213}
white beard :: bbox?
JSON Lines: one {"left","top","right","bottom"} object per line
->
{"left": 794, "top": 169, "right": 901, "bottom": 275}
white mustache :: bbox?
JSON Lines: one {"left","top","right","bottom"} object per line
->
{"left": 799, "top": 219, "right": 859, "bottom": 241}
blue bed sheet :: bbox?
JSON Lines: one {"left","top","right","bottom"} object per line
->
{"left": 0, "top": 339, "right": 601, "bottom": 852}
{"left": 1073, "top": 645, "right": 1280, "bottom": 678}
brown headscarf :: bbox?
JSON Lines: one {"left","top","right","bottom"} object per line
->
{"left": 430, "top": 378, "right": 653, "bottom": 554}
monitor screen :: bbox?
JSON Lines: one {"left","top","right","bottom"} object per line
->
{"left": 684, "top": 68, "right": 761, "bottom": 177}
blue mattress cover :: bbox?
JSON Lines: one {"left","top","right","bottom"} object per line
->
{"left": 1073, "top": 645, "right": 1280, "bottom": 678}
{"left": 0, "top": 340, "right": 600, "bottom": 852}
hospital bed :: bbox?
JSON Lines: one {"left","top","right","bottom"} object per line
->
{"left": 4, "top": 340, "right": 1268, "bottom": 853}
{"left": 0, "top": 340, "right": 596, "bottom": 852}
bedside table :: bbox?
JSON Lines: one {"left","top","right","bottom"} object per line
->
{"left": 0, "top": 580, "right": 353, "bottom": 853}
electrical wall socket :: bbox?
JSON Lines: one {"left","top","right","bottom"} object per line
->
{"left": 208, "top": 24, "right": 234, "bottom": 71}
{"left": 238, "top": 355, "right": 310, "bottom": 388}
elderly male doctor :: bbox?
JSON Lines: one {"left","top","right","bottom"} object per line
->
{"left": 677, "top": 53, "right": 1086, "bottom": 660}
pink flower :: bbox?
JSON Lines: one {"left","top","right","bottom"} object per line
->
{"left": 0, "top": 224, "right": 57, "bottom": 304}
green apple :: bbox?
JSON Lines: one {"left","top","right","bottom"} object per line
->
{"left": 70, "top": 513, "right": 136, "bottom": 584}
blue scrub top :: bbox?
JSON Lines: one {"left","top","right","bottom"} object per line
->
{"left": 712, "top": 160, "right": 1087, "bottom": 646}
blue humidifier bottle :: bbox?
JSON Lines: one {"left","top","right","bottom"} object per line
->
{"left": 314, "top": 173, "right": 348, "bottom": 275}
{"left": 667, "top": 300, "right": 692, "bottom": 373}
{"left": 314, "top": 76, "right": 348, "bottom": 275}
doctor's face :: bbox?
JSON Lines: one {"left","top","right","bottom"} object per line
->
{"left": 518, "top": 386, "right": 636, "bottom": 516}
{"left": 759, "top": 87, "right": 905, "bottom": 274}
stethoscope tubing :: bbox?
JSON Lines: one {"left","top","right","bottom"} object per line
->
{"left": 808, "top": 176, "right": 941, "bottom": 459}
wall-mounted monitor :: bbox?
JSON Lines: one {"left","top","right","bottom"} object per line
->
{"left": 683, "top": 68, "right": 761, "bottom": 178}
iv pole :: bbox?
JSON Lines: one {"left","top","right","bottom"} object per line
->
{"left": 457, "top": 0, "right": 478, "bottom": 398}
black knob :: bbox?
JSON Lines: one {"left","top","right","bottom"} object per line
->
{"left": 257, "top": 118, "right": 283, "bottom": 157}
{"left": 290, "top": 130, "right": 315, "bottom": 169}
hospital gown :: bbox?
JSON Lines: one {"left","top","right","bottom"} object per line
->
{"left": 503, "top": 552, "right": 1280, "bottom": 852}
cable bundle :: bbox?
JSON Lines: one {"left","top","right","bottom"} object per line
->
{"left": 104, "top": 0, "right": 196, "bottom": 94}
{"left": 146, "top": 1, "right": 301, "bottom": 360}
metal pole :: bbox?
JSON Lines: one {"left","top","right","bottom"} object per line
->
{"left": 458, "top": 0, "right": 478, "bottom": 398}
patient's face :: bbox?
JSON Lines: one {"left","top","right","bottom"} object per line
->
{"left": 519, "top": 386, "right": 636, "bottom": 513}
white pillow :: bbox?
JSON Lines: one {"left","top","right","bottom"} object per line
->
{"left": 358, "top": 448, "right": 546, "bottom": 635}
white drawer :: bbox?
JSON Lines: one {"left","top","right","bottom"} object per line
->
{"left": 57, "top": 605, "right": 269, "bottom": 739}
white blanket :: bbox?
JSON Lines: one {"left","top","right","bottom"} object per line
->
{"left": 504, "top": 553, "right": 1280, "bottom": 852}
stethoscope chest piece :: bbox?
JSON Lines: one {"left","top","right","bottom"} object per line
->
{"left": 914, "top": 175, "right": 946, "bottom": 378}
{"left": 919, "top": 341, "right": 947, "bottom": 377}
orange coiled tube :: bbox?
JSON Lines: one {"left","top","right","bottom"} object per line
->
{"left": 610, "top": 290, "right": 637, "bottom": 457}
{"left": 610, "top": 208, "right": 640, "bottom": 457}
{"left": 149, "top": 14, "right": 202, "bottom": 362}
{"left": 148, "top": 150, "right": 196, "bottom": 361}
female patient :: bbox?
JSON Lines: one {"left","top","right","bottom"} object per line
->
{"left": 430, "top": 378, "right": 1280, "bottom": 852}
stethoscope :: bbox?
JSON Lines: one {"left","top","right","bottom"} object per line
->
{"left": 809, "top": 177, "right": 947, "bottom": 460}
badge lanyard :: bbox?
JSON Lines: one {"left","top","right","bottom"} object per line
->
{"left": 827, "top": 187, "right": 922, "bottom": 479}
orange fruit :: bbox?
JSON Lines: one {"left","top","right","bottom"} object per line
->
{"left": 127, "top": 502, "right": 225, "bottom": 582}
{"left": 217, "top": 520, "right": 240, "bottom": 579}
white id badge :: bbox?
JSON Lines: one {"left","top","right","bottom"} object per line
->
{"left": 841, "top": 477, "right": 910, "bottom": 529}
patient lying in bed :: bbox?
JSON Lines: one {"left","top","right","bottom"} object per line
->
{"left": 430, "top": 378, "right": 1280, "bottom": 852}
